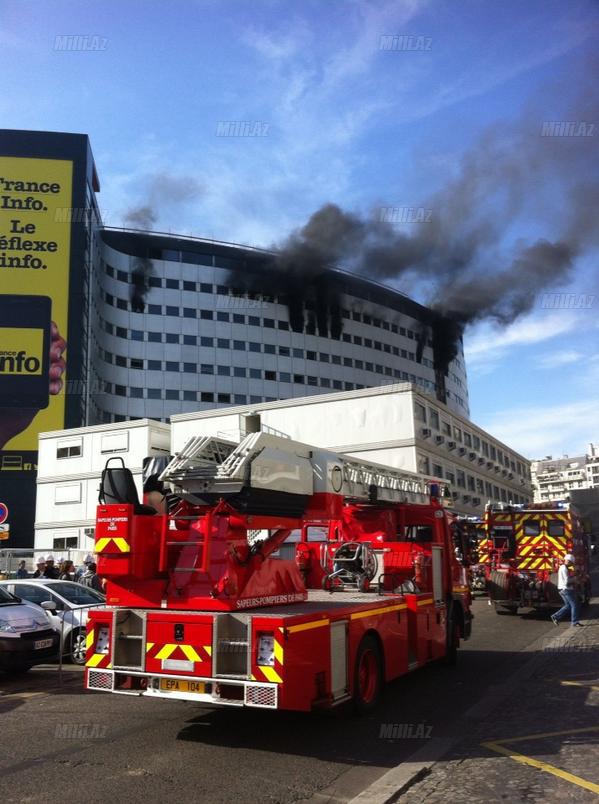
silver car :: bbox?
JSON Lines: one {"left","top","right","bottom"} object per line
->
{"left": 0, "top": 580, "right": 105, "bottom": 664}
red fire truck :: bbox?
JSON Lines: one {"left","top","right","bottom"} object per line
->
{"left": 481, "top": 502, "right": 591, "bottom": 615}
{"left": 85, "top": 432, "right": 472, "bottom": 713}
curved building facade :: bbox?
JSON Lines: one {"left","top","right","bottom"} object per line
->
{"left": 88, "top": 228, "right": 469, "bottom": 425}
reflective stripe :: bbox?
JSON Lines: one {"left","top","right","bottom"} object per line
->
{"left": 286, "top": 619, "right": 330, "bottom": 634}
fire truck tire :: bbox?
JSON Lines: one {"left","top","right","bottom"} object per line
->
{"left": 443, "top": 606, "right": 459, "bottom": 665}
{"left": 487, "top": 570, "right": 511, "bottom": 603}
{"left": 354, "top": 635, "right": 383, "bottom": 715}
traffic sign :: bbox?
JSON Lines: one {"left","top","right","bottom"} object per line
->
{"left": 0, "top": 503, "right": 8, "bottom": 525}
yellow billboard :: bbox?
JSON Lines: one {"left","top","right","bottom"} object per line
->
{"left": 0, "top": 157, "right": 72, "bottom": 450}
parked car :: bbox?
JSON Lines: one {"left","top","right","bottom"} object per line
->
{"left": 0, "top": 580, "right": 105, "bottom": 665}
{"left": 0, "top": 584, "right": 60, "bottom": 674}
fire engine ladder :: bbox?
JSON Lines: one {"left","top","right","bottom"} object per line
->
{"left": 338, "top": 455, "right": 446, "bottom": 505}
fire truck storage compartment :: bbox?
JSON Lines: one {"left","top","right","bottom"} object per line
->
{"left": 113, "top": 609, "right": 145, "bottom": 670}
{"left": 214, "top": 613, "right": 250, "bottom": 677}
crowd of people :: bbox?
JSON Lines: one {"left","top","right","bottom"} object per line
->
{"left": 16, "top": 554, "right": 104, "bottom": 591}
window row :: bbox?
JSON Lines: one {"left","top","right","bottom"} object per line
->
{"left": 98, "top": 318, "right": 427, "bottom": 365}
{"left": 415, "top": 402, "right": 526, "bottom": 476}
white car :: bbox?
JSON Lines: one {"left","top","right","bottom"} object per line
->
{"left": 0, "top": 585, "right": 60, "bottom": 673}
{"left": 0, "top": 580, "right": 105, "bottom": 665}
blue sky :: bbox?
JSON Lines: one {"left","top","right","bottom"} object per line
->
{"left": 2, "top": 0, "right": 597, "bottom": 459}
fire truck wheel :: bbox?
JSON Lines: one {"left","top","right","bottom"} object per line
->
{"left": 443, "top": 607, "right": 459, "bottom": 665}
{"left": 354, "top": 635, "right": 382, "bottom": 714}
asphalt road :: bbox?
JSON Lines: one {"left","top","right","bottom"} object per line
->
{"left": 0, "top": 596, "right": 563, "bottom": 804}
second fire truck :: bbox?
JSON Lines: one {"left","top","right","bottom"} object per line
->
{"left": 480, "top": 501, "right": 591, "bottom": 615}
{"left": 85, "top": 431, "right": 472, "bottom": 713}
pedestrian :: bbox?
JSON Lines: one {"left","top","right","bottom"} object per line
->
{"left": 552, "top": 553, "right": 583, "bottom": 627}
{"left": 80, "top": 562, "right": 103, "bottom": 593}
{"left": 32, "top": 559, "right": 46, "bottom": 578}
{"left": 16, "top": 560, "right": 28, "bottom": 579}
{"left": 75, "top": 554, "right": 94, "bottom": 582}
{"left": 43, "top": 554, "right": 60, "bottom": 579}
{"left": 58, "top": 559, "right": 74, "bottom": 580}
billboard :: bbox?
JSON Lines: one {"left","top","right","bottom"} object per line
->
{"left": 0, "top": 157, "right": 72, "bottom": 452}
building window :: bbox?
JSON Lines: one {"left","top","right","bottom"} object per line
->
{"left": 166, "top": 361, "right": 179, "bottom": 372}
{"left": 264, "top": 318, "right": 275, "bottom": 328}
{"left": 183, "top": 335, "right": 197, "bottom": 346}
{"left": 201, "top": 392, "right": 214, "bottom": 402}
{"left": 234, "top": 367, "right": 246, "bottom": 377}
{"left": 183, "top": 308, "right": 197, "bottom": 319}
{"left": 148, "top": 389, "right": 161, "bottom": 399}
{"left": 264, "top": 344, "right": 276, "bottom": 354}
{"left": 233, "top": 314, "right": 245, "bottom": 324}
{"left": 233, "top": 340, "right": 246, "bottom": 350}
{"left": 183, "top": 280, "right": 196, "bottom": 292}
{"left": 280, "top": 372, "right": 291, "bottom": 382}
{"left": 166, "top": 333, "right": 179, "bottom": 344}
{"left": 115, "top": 385, "right": 127, "bottom": 397}
{"left": 249, "top": 342, "right": 261, "bottom": 352}
{"left": 218, "top": 366, "right": 230, "bottom": 376}
{"left": 183, "top": 391, "right": 197, "bottom": 401}
{"left": 249, "top": 316, "right": 260, "bottom": 326}
{"left": 183, "top": 363, "right": 197, "bottom": 373}
{"left": 201, "top": 337, "right": 214, "bottom": 347}
{"left": 56, "top": 441, "right": 82, "bottom": 459}
{"left": 264, "top": 370, "right": 277, "bottom": 381}
{"left": 166, "top": 306, "right": 178, "bottom": 317}
{"left": 201, "top": 310, "right": 213, "bottom": 320}
{"left": 218, "top": 393, "right": 231, "bottom": 403}
{"left": 130, "top": 387, "right": 143, "bottom": 398}
{"left": 279, "top": 346, "right": 290, "bottom": 357}
{"left": 294, "top": 374, "right": 305, "bottom": 384}
{"left": 148, "top": 304, "right": 162, "bottom": 315}
{"left": 199, "top": 283, "right": 212, "bottom": 293}
{"left": 293, "top": 348, "right": 303, "bottom": 358}
{"left": 201, "top": 364, "right": 214, "bottom": 374}
{"left": 217, "top": 338, "right": 230, "bottom": 349}
{"left": 148, "top": 332, "right": 162, "bottom": 343}
{"left": 249, "top": 368, "right": 261, "bottom": 379}
{"left": 165, "top": 390, "right": 179, "bottom": 400}
{"left": 148, "top": 360, "right": 161, "bottom": 370}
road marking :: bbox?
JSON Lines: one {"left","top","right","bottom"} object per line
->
{"left": 560, "top": 680, "right": 599, "bottom": 692}
{"left": 482, "top": 726, "right": 599, "bottom": 795}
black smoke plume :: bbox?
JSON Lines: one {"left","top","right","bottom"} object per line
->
{"left": 124, "top": 175, "right": 203, "bottom": 312}
{"left": 262, "top": 80, "right": 597, "bottom": 393}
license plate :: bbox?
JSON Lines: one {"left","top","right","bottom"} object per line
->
{"left": 34, "top": 638, "right": 53, "bottom": 650}
{"left": 159, "top": 679, "right": 205, "bottom": 694}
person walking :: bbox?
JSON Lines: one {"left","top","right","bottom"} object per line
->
{"left": 552, "top": 553, "right": 583, "bottom": 627}
{"left": 16, "top": 560, "right": 28, "bottom": 578}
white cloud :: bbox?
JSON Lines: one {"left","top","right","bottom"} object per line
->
{"left": 479, "top": 399, "right": 598, "bottom": 460}
{"left": 464, "top": 310, "right": 581, "bottom": 367}
{"left": 537, "top": 349, "right": 583, "bottom": 369}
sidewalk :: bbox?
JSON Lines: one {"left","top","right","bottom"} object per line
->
{"left": 397, "top": 597, "right": 599, "bottom": 803}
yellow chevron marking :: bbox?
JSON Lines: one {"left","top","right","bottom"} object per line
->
{"left": 203, "top": 645, "right": 212, "bottom": 656}
{"left": 259, "top": 666, "right": 283, "bottom": 684}
{"left": 95, "top": 536, "right": 130, "bottom": 553}
{"left": 180, "top": 645, "right": 202, "bottom": 663}
{"left": 273, "top": 640, "right": 284, "bottom": 665}
{"left": 86, "top": 629, "right": 95, "bottom": 650}
{"left": 350, "top": 603, "right": 407, "bottom": 620}
{"left": 146, "top": 642, "right": 155, "bottom": 652}
{"left": 155, "top": 644, "right": 177, "bottom": 660}
{"left": 286, "top": 619, "right": 330, "bottom": 634}
{"left": 86, "top": 653, "right": 106, "bottom": 668}
{"left": 107, "top": 662, "right": 113, "bottom": 669}
{"left": 251, "top": 673, "right": 257, "bottom": 681}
